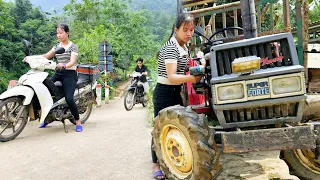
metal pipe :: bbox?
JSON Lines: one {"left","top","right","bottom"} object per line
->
{"left": 240, "top": 0, "right": 257, "bottom": 39}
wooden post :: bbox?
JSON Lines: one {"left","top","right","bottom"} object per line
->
{"left": 257, "top": 5, "right": 262, "bottom": 33}
{"left": 105, "top": 84, "right": 110, "bottom": 104}
{"left": 303, "top": 0, "right": 309, "bottom": 85}
{"left": 222, "top": 12, "right": 227, "bottom": 36}
{"left": 240, "top": 0, "right": 258, "bottom": 39}
{"left": 270, "top": 2, "right": 274, "bottom": 30}
{"left": 222, "top": 12, "right": 227, "bottom": 28}
{"left": 233, "top": 9, "right": 238, "bottom": 36}
{"left": 201, "top": 16, "right": 205, "bottom": 31}
{"left": 296, "top": 0, "right": 303, "bottom": 66}
{"left": 283, "top": 0, "right": 291, "bottom": 29}
{"left": 96, "top": 84, "right": 102, "bottom": 107}
{"left": 212, "top": 14, "right": 216, "bottom": 39}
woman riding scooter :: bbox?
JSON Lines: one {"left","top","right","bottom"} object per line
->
{"left": 29, "top": 24, "right": 82, "bottom": 132}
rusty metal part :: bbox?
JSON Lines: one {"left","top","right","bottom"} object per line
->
{"left": 222, "top": 126, "right": 316, "bottom": 153}
{"left": 191, "top": 105, "right": 211, "bottom": 114}
{"left": 260, "top": 107, "right": 266, "bottom": 119}
{"left": 246, "top": 108, "right": 251, "bottom": 121}
{"left": 293, "top": 149, "right": 320, "bottom": 175}
{"left": 239, "top": 109, "right": 245, "bottom": 122}
{"left": 275, "top": 104, "right": 281, "bottom": 118}
{"left": 292, "top": 124, "right": 320, "bottom": 175}
{"left": 281, "top": 104, "right": 289, "bottom": 117}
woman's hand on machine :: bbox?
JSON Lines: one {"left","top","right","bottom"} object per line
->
{"left": 200, "top": 58, "right": 206, "bottom": 66}
{"left": 190, "top": 75, "right": 203, "bottom": 83}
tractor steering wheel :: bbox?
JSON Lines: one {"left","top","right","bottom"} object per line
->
{"left": 209, "top": 27, "right": 244, "bottom": 40}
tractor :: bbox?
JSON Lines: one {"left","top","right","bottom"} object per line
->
{"left": 152, "top": 0, "right": 320, "bottom": 179}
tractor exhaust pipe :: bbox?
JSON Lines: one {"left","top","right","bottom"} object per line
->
{"left": 240, "top": 0, "right": 258, "bottom": 39}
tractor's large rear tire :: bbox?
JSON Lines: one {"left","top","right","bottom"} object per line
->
{"left": 153, "top": 105, "right": 222, "bottom": 180}
{"left": 281, "top": 98, "right": 320, "bottom": 180}
{"left": 282, "top": 149, "right": 320, "bottom": 180}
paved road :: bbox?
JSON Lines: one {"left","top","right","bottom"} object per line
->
{"left": 0, "top": 98, "right": 154, "bottom": 180}
{"left": 0, "top": 95, "right": 299, "bottom": 180}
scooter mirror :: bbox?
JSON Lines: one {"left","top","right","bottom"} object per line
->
{"left": 194, "top": 26, "right": 204, "bottom": 37}
{"left": 22, "top": 39, "right": 31, "bottom": 48}
{"left": 55, "top": 47, "right": 65, "bottom": 54}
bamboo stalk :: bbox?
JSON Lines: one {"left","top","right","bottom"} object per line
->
{"left": 233, "top": 9, "right": 238, "bottom": 35}
{"left": 257, "top": 5, "right": 262, "bottom": 32}
{"left": 183, "top": 0, "right": 216, "bottom": 8}
{"left": 188, "top": 1, "right": 240, "bottom": 14}
{"left": 212, "top": 14, "right": 216, "bottom": 39}
{"left": 261, "top": 3, "right": 270, "bottom": 20}
{"left": 283, "top": 0, "right": 291, "bottom": 29}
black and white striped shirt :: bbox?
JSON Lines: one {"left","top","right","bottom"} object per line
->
{"left": 53, "top": 41, "right": 78, "bottom": 70}
{"left": 157, "top": 36, "right": 188, "bottom": 85}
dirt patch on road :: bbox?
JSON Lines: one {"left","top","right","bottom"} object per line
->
{"left": 218, "top": 150, "right": 299, "bottom": 180}
{"left": 113, "top": 79, "right": 131, "bottom": 98}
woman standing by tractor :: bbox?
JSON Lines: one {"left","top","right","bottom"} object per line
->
{"left": 151, "top": 13, "right": 203, "bottom": 180}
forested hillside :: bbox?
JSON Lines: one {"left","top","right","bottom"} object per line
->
{"left": 128, "top": 0, "right": 176, "bottom": 15}
{"left": 0, "top": 0, "right": 176, "bottom": 93}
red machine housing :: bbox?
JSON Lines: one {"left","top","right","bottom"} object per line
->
{"left": 185, "top": 58, "right": 205, "bottom": 105}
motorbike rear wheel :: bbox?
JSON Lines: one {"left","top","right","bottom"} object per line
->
{"left": 0, "top": 97, "right": 28, "bottom": 142}
{"left": 124, "top": 90, "right": 135, "bottom": 111}
{"left": 69, "top": 93, "right": 93, "bottom": 125}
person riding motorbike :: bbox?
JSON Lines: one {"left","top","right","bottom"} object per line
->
{"left": 25, "top": 24, "right": 82, "bottom": 132}
{"left": 132, "top": 57, "right": 150, "bottom": 102}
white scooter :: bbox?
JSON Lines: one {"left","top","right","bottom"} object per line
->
{"left": 0, "top": 47, "right": 96, "bottom": 142}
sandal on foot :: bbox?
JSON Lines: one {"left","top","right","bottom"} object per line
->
{"left": 39, "top": 121, "right": 50, "bottom": 128}
{"left": 153, "top": 170, "right": 165, "bottom": 180}
{"left": 76, "top": 125, "right": 82, "bottom": 132}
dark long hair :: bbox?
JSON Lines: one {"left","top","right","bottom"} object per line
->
{"left": 56, "top": 24, "right": 70, "bottom": 37}
{"left": 156, "top": 13, "right": 194, "bottom": 58}
{"left": 169, "top": 13, "right": 194, "bottom": 40}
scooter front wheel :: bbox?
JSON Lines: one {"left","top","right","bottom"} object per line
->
{"left": 0, "top": 97, "right": 28, "bottom": 142}
{"left": 124, "top": 90, "right": 135, "bottom": 111}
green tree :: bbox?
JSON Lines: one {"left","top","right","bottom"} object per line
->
{"left": 63, "top": 0, "right": 161, "bottom": 75}
{"left": 12, "top": 0, "right": 33, "bottom": 26}
{"left": 0, "top": 0, "right": 56, "bottom": 93}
